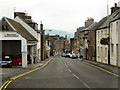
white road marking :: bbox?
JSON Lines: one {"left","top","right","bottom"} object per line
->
{"left": 83, "top": 82, "right": 90, "bottom": 89}
{"left": 79, "top": 79, "right": 91, "bottom": 89}
{"left": 72, "top": 73, "right": 91, "bottom": 89}
{"left": 73, "top": 73, "right": 79, "bottom": 79}
{"left": 25, "top": 77, "right": 30, "bottom": 79}
{"left": 68, "top": 69, "right": 72, "bottom": 72}
{"left": 64, "top": 63, "right": 68, "bottom": 68}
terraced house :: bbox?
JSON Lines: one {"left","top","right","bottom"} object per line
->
{"left": 96, "top": 3, "right": 120, "bottom": 66}
{"left": 109, "top": 9, "right": 120, "bottom": 66}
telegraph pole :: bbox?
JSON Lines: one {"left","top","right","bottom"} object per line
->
{"left": 40, "top": 21, "right": 44, "bottom": 61}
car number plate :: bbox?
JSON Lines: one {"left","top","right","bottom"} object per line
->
{"left": 1, "top": 63, "right": 7, "bottom": 65}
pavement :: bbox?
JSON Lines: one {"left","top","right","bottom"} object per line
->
{"left": 0, "top": 58, "right": 49, "bottom": 82}
{"left": 3, "top": 56, "right": 119, "bottom": 89}
{"left": 81, "top": 59, "right": 120, "bottom": 75}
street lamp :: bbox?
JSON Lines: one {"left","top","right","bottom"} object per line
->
{"left": 48, "top": 30, "right": 52, "bottom": 56}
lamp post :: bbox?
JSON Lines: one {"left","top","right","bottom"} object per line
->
{"left": 48, "top": 30, "right": 52, "bottom": 56}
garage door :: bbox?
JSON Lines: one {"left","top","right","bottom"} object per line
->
{"left": 2, "top": 40, "right": 21, "bottom": 56}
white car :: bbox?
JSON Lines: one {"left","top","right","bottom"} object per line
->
{"left": 66, "top": 53, "right": 72, "bottom": 58}
{"left": 71, "top": 53, "right": 78, "bottom": 59}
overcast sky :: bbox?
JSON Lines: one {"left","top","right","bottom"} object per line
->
{"left": 0, "top": 0, "right": 119, "bottom": 33}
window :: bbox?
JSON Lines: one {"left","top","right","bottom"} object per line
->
{"left": 101, "top": 47, "right": 103, "bottom": 59}
{"left": 111, "top": 44, "right": 114, "bottom": 57}
{"left": 98, "top": 31, "right": 99, "bottom": 39}
{"left": 116, "top": 22, "right": 118, "bottom": 37}
{"left": 105, "top": 48, "right": 107, "bottom": 58}
{"left": 105, "top": 30, "right": 107, "bottom": 37}
{"left": 116, "top": 44, "right": 118, "bottom": 62}
{"left": 98, "top": 46, "right": 99, "bottom": 56}
{"left": 111, "top": 23, "right": 113, "bottom": 37}
{"left": 101, "top": 31, "right": 103, "bottom": 37}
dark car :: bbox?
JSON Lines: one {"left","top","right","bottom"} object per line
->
{"left": 0, "top": 56, "right": 12, "bottom": 68}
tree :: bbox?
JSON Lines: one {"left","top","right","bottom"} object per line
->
{"left": 100, "top": 37, "right": 109, "bottom": 45}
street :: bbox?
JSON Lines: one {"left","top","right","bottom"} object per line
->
{"left": 3, "top": 56, "right": 119, "bottom": 89}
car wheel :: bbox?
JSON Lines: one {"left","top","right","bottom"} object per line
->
{"left": 9, "top": 65, "right": 12, "bottom": 68}
{"left": 18, "top": 61, "right": 22, "bottom": 66}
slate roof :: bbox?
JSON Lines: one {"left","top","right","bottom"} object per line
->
{"left": 96, "top": 9, "right": 120, "bottom": 30}
{"left": 110, "top": 9, "right": 120, "bottom": 22}
{"left": 81, "top": 22, "right": 98, "bottom": 31}
{"left": 5, "top": 17, "right": 37, "bottom": 41}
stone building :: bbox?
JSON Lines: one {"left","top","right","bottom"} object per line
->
{"left": 81, "top": 22, "right": 97, "bottom": 60}
{"left": 70, "top": 38, "right": 74, "bottom": 52}
{"left": 45, "top": 35, "right": 67, "bottom": 56}
{"left": 88, "top": 20, "right": 104, "bottom": 61}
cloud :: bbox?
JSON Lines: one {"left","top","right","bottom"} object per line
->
{"left": 0, "top": 0, "right": 115, "bottom": 33}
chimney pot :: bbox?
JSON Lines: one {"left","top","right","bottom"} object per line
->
{"left": 115, "top": 3, "right": 117, "bottom": 7}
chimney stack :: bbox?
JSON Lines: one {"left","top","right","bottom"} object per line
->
{"left": 40, "top": 21, "right": 43, "bottom": 31}
{"left": 85, "top": 18, "right": 94, "bottom": 28}
{"left": 111, "top": 3, "right": 120, "bottom": 14}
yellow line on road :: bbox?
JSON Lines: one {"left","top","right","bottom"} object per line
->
{"left": 0, "top": 81, "right": 8, "bottom": 90}
{"left": 0, "top": 59, "right": 51, "bottom": 90}
{"left": 3, "top": 80, "right": 13, "bottom": 90}
{"left": 83, "top": 61, "right": 120, "bottom": 77}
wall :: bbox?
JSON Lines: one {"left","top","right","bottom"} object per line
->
{"left": 88, "top": 30, "right": 96, "bottom": 61}
{"left": 96, "top": 28, "right": 108, "bottom": 64}
{"left": 118, "top": 19, "right": 120, "bottom": 67}
{"left": 110, "top": 20, "right": 119, "bottom": 66}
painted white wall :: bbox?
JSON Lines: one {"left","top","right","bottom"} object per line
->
{"left": 37, "top": 33, "right": 41, "bottom": 50}
{"left": 14, "top": 16, "right": 38, "bottom": 40}
{"left": 21, "top": 38, "right": 27, "bottom": 68}
{"left": 96, "top": 28, "right": 108, "bottom": 64}
{"left": 0, "top": 32, "right": 25, "bottom": 40}
{"left": 118, "top": 1, "right": 120, "bottom": 7}
{"left": 117, "top": 20, "right": 119, "bottom": 66}
{"left": 110, "top": 21, "right": 119, "bottom": 66}
{"left": 118, "top": 19, "right": 120, "bottom": 67}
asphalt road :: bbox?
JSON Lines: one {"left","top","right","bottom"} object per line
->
{"left": 6, "top": 56, "right": 119, "bottom": 89}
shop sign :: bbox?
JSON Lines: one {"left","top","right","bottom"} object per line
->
{"left": 4, "top": 33, "right": 19, "bottom": 37}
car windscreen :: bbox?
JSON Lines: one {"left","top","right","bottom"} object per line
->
{"left": 2, "top": 58, "right": 11, "bottom": 61}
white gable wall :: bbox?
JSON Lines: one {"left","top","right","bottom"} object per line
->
{"left": 14, "top": 16, "right": 38, "bottom": 40}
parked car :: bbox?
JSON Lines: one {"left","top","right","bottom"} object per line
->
{"left": 11, "top": 55, "right": 22, "bottom": 66}
{"left": 12, "top": 54, "right": 32, "bottom": 66}
{"left": 0, "top": 56, "right": 12, "bottom": 68}
{"left": 77, "top": 54, "right": 80, "bottom": 58}
{"left": 46, "top": 54, "right": 49, "bottom": 58}
{"left": 61, "top": 53, "right": 66, "bottom": 57}
{"left": 66, "top": 53, "right": 72, "bottom": 58}
{"left": 71, "top": 53, "right": 78, "bottom": 59}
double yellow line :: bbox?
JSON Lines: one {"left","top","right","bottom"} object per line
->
{"left": 83, "top": 61, "right": 120, "bottom": 77}
{"left": 0, "top": 59, "right": 51, "bottom": 90}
